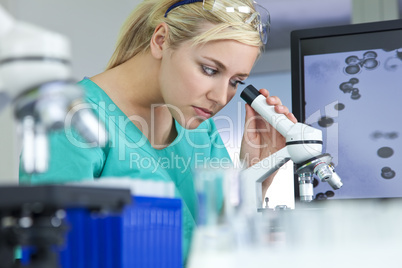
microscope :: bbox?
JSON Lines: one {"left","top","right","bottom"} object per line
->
{"left": 0, "top": 5, "right": 127, "bottom": 268}
{"left": 240, "top": 85, "right": 343, "bottom": 210}
{"left": 0, "top": 5, "right": 107, "bottom": 174}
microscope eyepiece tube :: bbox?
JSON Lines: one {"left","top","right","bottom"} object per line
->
{"left": 240, "top": 85, "right": 295, "bottom": 137}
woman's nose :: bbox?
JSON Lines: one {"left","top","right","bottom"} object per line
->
{"left": 206, "top": 85, "right": 229, "bottom": 106}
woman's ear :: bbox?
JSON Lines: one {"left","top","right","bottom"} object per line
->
{"left": 150, "top": 22, "right": 169, "bottom": 59}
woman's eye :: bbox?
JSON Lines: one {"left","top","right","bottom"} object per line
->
{"left": 230, "top": 79, "right": 245, "bottom": 88}
{"left": 202, "top": 66, "right": 217, "bottom": 76}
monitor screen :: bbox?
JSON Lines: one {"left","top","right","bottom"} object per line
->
{"left": 291, "top": 19, "right": 402, "bottom": 201}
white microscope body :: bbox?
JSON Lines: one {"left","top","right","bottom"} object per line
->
{"left": 241, "top": 85, "right": 342, "bottom": 210}
{"left": 0, "top": 5, "right": 107, "bottom": 174}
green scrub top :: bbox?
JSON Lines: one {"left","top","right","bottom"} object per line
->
{"left": 19, "top": 78, "right": 232, "bottom": 263}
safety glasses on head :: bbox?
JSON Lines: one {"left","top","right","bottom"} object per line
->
{"left": 164, "top": 0, "right": 271, "bottom": 44}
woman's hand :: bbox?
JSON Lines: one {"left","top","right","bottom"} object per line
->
{"left": 240, "top": 88, "right": 297, "bottom": 192}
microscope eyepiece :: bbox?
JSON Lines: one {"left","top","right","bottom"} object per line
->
{"left": 240, "top": 85, "right": 260, "bottom": 105}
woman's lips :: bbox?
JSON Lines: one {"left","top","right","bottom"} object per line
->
{"left": 193, "top": 106, "right": 212, "bottom": 119}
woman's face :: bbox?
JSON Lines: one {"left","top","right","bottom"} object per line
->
{"left": 159, "top": 38, "right": 260, "bottom": 129}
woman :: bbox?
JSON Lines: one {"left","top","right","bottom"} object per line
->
{"left": 20, "top": 0, "right": 297, "bottom": 263}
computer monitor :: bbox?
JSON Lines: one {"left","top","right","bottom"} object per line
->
{"left": 291, "top": 19, "right": 402, "bottom": 201}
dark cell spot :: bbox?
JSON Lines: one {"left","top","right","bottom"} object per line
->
{"left": 386, "top": 132, "right": 399, "bottom": 139}
{"left": 351, "top": 88, "right": 361, "bottom": 100}
{"left": 363, "top": 51, "right": 377, "bottom": 59}
{"left": 334, "top": 103, "right": 345, "bottom": 111}
{"left": 384, "top": 57, "right": 399, "bottom": 71}
{"left": 381, "top": 167, "right": 396, "bottom": 179}
{"left": 345, "top": 65, "right": 360, "bottom": 75}
{"left": 315, "top": 193, "right": 327, "bottom": 201}
{"left": 339, "top": 82, "right": 353, "bottom": 93}
{"left": 377, "top": 147, "right": 394, "bottom": 158}
{"left": 325, "top": 191, "right": 335, "bottom": 198}
{"left": 371, "top": 131, "right": 383, "bottom": 139}
{"left": 371, "top": 131, "right": 399, "bottom": 140}
{"left": 363, "top": 58, "right": 379, "bottom": 69}
{"left": 318, "top": 116, "right": 334, "bottom": 128}
{"left": 349, "top": 78, "right": 359, "bottom": 84}
{"left": 397, "top": 50, "right": 402, "bottom": 60}
{"left": 345, "top": 56, "right": 359, "bottom": 65}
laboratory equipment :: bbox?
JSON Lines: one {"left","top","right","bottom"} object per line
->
{"left": 0, "top": 185, "right": 131, "bottom": 268}
{"left": 0, "top": 5, "right": 107, "bottom": 174}
{"left": 291, "top": 19, "right": 402, "bottom": 200}
{"left": 20, "top": 179, "right": 181, "bottom": 268}
{"left": 241, "top": 84, "right": 342, "bottom": 210}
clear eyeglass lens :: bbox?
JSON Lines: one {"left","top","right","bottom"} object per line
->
{"left": 202, "top": 0, "right": 270, "bottom": 44}
{"left": 260, "top": 26, "right": 268, "bottom": 44}
{"left": 254, "top": 3, "right": 270, "bottom": 44}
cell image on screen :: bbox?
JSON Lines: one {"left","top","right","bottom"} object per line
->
{"left": 303, "top": 47, "right": 402, "bottom": 200}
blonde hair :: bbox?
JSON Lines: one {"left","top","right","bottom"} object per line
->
{"left": 107, "top": 0, "right": 263, "bottom": 69}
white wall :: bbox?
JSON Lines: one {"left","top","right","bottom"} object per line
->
{"left": 2, "top": 0, "right": 141, "bottom": 79}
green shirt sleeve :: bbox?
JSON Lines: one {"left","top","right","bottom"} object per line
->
{"left": 19, "top": 128, "right": 105, "bottom": 185}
